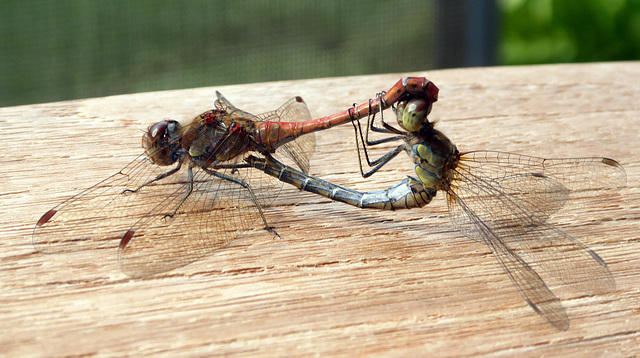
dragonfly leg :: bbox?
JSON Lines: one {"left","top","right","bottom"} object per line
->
{"left": 351, "top": 97, "right": 410, "bottom": 178}
{"left": 368, "top": 93, "right": 407, "bottom": 137}
{"left": 164, "top": 163, "right": 195, "bottom": 219}
{"left": 356, "top": 143, "right": 405, "bottom": 178}
{"left": 123, "top": 161, "right": 183, "bottom": 194}
{"left": 352, "top": 118, "right": 396, "bottom": 171}
{"left": 352, "top": 105, "right": 403, "bottom": 147}
{"left": 201, "top": 166, "right": 278, "bottom": 237}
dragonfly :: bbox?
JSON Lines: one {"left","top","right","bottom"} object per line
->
{"left": 247, "top": 94, "right": 627, "bottom": 330}
{"left": 33, "top": 78, "right": 439, "bottom": 278}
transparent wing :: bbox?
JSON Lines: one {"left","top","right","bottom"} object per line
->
{"left": 448, "top": 190, "right": 570, "bottom": 330}
{"left": 255, "top": 96, "right": 316, "bottom": 174}
{"left": 216, "top": 91, "right": 316, "bottom": 174}
{"left": 117, "top": 153, "right": 276, "bottom": 277}
{"left": 214, "top": 91, "right": 258, "bottom": 120}
{"left": 33, "top": 155, "right": 171, "bottom": 254}
{"left": 446, "top": 155, "right": 616, "bottom": 328}
{"left": 452, "top": 164, "right": 570, "bottom": 229}
{"left": 459, "top": 151, "right": 626, "bottom": 213}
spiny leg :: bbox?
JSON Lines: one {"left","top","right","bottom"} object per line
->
{"left": 202, "top": 166, "right": 280, "bottom": 238}
{"left": 123, "top": 161, "right": 183, "bottom": 194}
{"left": 351, "top": 98, "right": 406, "bottom": 178}
{"left": 164, "top": 162, "right": 195, "bottom": 219}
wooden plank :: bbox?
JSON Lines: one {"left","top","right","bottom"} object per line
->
{"left": 1, "top": 62, "right": 639, "bottom": 357}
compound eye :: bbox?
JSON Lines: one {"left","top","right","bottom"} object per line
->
{"left": 402, "top": 98, "right": 431, "bottom": 132}
{"left": 396, "top": 101, "right": 407, "bottom": 129}
{"left": 141, "top": 120, "right": 180, "bottom": 166}
{"left": 142, "top": 121, "right": 170, "bottom": 152}
{"left": 147, "top": 121, "right": 168, "bottom": 140}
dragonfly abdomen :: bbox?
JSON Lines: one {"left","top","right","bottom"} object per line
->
{"left": 248, "top": 155, "right": 435, "bottom": 210}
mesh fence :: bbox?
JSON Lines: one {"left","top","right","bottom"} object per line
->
{"left": 1, "top": 0, "right": 438, "bottom": 106}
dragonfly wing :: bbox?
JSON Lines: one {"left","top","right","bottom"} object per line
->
{"left": 507, "top": 220, "right": 615, "bottom": 294}
{"left": 256, "top": 96, "right": 316, "bottom": 174}
{"left": 460, "top": 151, "right": 626, "bottom": 215}
{"left": 216, "top": 92, "right": 316, "bottom": 173}
{"left": 450, "top": 166, "right": 615, "bottom": 294}
{"left": 537, "top": 156, "right": 626, "bottom": 206}
{"left": 453, "top": 160, "right": 570, "bottom": 227}
{"left": 32, "top": 156, "right": 171, "bottom": 254}
{"left": 117, "top": 163, "right": 271, "bottom": 277}
{"left": 215, "top": 91, "right": 258, "bottom": 120}
{"left": 447, "top": 191, "right": 569, "bottom": 330}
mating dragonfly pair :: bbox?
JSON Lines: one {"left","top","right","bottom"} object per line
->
{"left": 33, "top": 78, "right": 626, "bottom": 330}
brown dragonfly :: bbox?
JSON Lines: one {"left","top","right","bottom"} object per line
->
{"left": 33, "top": 78, "right": 439, "bottom": 277}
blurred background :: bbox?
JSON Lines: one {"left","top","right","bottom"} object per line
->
{"left": 1, "top": 0, "right": 639, "bottom": 106}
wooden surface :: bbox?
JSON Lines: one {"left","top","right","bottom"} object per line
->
{"left": 1, "top": 62, "right": 639, "bottom": 357}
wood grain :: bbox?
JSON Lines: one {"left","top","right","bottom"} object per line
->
{"left": 1, "top": 63, "right": 639, "bottom": 357}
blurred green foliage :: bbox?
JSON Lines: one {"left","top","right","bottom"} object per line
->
{"left": 500, "top": 0, "right": 640, "bottom": 64}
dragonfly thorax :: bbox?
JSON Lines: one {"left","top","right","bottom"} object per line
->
{"left": 186, "top": 113, "right": 252, "bottom": 164}
{"left": 410, "top": 128, "right": 458, "bottom": 191}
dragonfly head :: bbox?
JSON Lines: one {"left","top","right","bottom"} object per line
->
{"left": 396, "top": 98, "right": 432, "bottom": 133}
{"left": 142, "top": 120, "right": 182, "bottom": 166}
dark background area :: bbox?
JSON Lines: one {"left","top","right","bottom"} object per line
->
{"left": 1, "top": 0, "right": 639, "bottom": 106}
